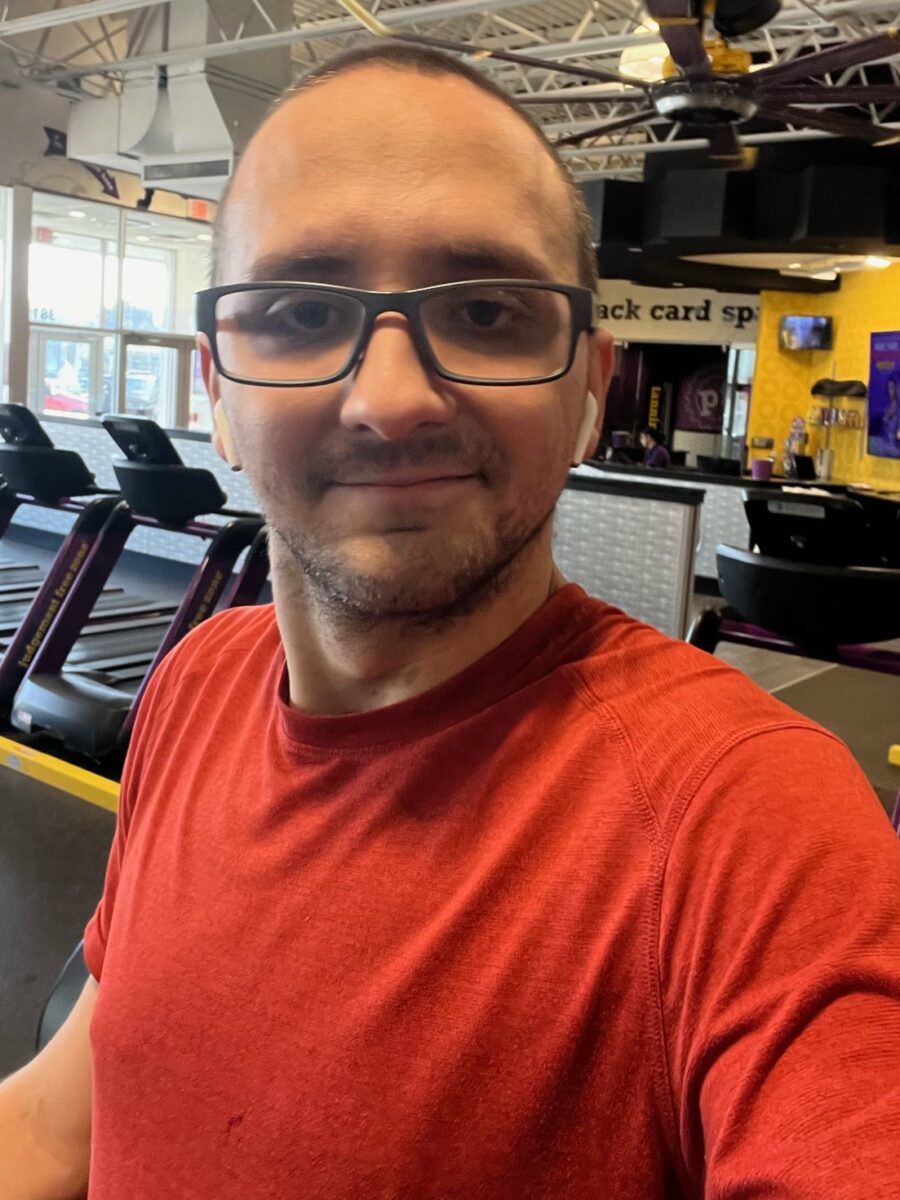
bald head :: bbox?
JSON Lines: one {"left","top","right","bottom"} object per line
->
{"left": 213, "top": 46, "right": 597, "bottom": 292}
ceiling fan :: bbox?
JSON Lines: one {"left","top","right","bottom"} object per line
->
{"left": 337, "top": 0, "right": 900, "bottom": 167}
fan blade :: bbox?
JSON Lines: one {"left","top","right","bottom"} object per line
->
{"left": 391, "top": 32, "right": 640, "bottom": 88}
{"left": 643, "top": 0, "right": 713, "bottom": 81}
{"left": 752, "top": 29, "right": 900, "bottom": 88}
{"left": 553, "top": 109, "right": 659, "bottom": 148}
{"left": 516, "top": 88, "right": 647, "bottom": 106}
{"left": 757, "top": 100, "right": 900, "bottom": 145}
{"left": 705, "top": 124, "right": 746, "bottom": 164}
{"left": 761, "top": 84, "right": 900, "bottom": 106}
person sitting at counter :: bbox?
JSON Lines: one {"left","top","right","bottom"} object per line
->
{"left": 640, "top": 425, "right": 671, "bottom": 468}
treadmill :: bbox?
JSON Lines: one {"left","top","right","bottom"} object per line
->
{"left": 0, "top": 406, "right": 178, "bottom": 688}
{"left": 11, "top": 415, "right": 269, "bottom": 767}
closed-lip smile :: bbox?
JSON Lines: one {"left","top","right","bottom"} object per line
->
{"left": 336, "top": 471, "right": 477, "bottom": 487}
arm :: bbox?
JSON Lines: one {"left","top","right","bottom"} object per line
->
{"left": 0, "top": 976, "right": 96, "bottom": 1199}
{"left": 658, "top": 727, "right": 900, "bottom": 1197}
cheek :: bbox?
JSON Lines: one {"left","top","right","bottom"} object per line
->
{"left": 225, "top": 386, "right": 330, "bottom": 479}
{"left": 486, "top": 388, "right": 577, "bottom": 489}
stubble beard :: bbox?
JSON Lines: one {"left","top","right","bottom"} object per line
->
{"left": 270, "top": 500, "right": 555, "bottom": 634}
{"left": 252, "top": 422, "right": 563, "bottom": 633}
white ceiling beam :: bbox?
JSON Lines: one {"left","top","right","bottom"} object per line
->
{"left": 0, "top": 0, "right": 168, "bottom": 38}
{"left": 52, "top": 0, "right": 533, "bottom": 78}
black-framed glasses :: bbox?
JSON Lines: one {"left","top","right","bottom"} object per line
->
{"left": 195, "top": 279, "right": 595, "bottom": 387}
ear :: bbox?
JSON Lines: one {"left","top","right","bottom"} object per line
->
{"left": 574, "top": 328, "right": 614, "bottom": 464}
{"left": 588, "top": 327, "right": 614, "bottom": 421}
{"left": 198, "top": 333, "right": 242, "bottom": 471}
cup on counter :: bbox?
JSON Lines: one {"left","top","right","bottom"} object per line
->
{"left": 750, "top": 457, "right": 774, "bottom": 481}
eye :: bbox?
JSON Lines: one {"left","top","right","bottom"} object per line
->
{"left": 268, "top": 299, "right": 334, "bottom": 331}
{"left": 464, "top": 299, "right": 504, "bottom": 327}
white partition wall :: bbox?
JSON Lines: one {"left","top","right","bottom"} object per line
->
{"left": 554, "top": 476, "right": 702, "bottom": 639}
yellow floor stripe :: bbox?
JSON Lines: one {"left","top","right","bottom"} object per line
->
{"left": 0, "top": 736, "right": 119, "bottom": 812}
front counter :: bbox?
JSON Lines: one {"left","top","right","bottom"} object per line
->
{"left": 577, "top": 461, "right": 846, "bottom": 582}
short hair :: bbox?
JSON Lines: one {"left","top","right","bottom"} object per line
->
{"left": 213, "top": 41, "right": 597, "bottom": 290}
{"left": 642, "top": 426, "right": 664, "bottom": 444}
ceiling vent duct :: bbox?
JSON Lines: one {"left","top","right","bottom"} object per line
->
{"left": 67, "top": 0, "right": 291, "bottom": 200}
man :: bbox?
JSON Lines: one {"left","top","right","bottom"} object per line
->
{"left": 640, "top": 424, "right": 671, "bottom": 468}
{"left": 2, "top": 43, "right": 899, "bottom": 1200}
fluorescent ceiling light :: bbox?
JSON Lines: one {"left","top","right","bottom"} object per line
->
{"left": 864, "top": 255, "right": 892, "bottom": 269}
{"left": 134, "top": 235, "right": 150, "bottom": 243}
{"left": 197, "top": 233, "right": 212, "bottom": 242}
{"left": 68, "top": 209, "right": 86, "bottom": 219}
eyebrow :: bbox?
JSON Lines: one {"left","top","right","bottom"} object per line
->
{"left": 245, "top": 241, "right": 557, "bottom": 286}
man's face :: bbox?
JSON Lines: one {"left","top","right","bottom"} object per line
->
{"left": 202, "top": 66, "right": 609, "bottom": 620}
{"left": 639, "top": 433, "right": 649, "bottom": 449}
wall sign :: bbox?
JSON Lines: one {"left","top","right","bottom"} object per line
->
{"left": 596, "top": 280, "right": 760, "bottom": 344}
{"left": 867, "top": 331, "right": 900, "bottom": 459}
{"left": 675, "top": 362, "right": 726, "bottom": 431}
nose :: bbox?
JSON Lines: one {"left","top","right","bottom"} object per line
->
{"left": 339, "top": 314, "right": 455, "bottom": 440}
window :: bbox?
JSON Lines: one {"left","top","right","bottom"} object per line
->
{"left": 124, "top": 211, "right": 210, "bottom": 335}
{"left": 29, "top": 194, "right": 119, "bottom": 330}
{"left": 26, "top": 193, "right": 211, "bottom": 426}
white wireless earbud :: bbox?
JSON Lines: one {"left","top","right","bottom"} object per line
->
{"left": 214, "top": 405, "right": 242, "bottom": 472}
{"left": 572, "top": 391, "right": 599, "bottom": 466}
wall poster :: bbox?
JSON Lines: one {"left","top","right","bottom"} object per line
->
{"left": 868, "top": 331, "right": 900, "bottom": 459}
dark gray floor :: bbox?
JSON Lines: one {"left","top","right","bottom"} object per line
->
{"left": 772, "top": 665, "right": 900, "bottom": 815}
{"left": 0, "top": 770, "right": 114, "bottom": 1077}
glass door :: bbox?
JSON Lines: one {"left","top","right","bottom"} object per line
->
{"left": 119, "top": 334, "right": 193, "bottom": 428}
{"left": 28, "top": 328, "right": 108, "bottom": 419}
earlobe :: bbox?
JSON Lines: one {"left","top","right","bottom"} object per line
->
{"left": 199, "top": 336, "right": 242, "bottom": 471}
{"left": 571, "top": 391, "right": 599, "bottom": 466}
{"left": 212, "top": 402, "right": 242, "bottom": 472}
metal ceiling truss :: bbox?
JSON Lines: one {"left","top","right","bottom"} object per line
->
{"left": 0, "top": 0, "right": 898, "bottom": 174}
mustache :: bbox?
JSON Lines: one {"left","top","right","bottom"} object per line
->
{"left": 310, "top": 429, "right": 506, "bottom": 489}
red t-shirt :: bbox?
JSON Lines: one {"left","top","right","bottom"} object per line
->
{"left": 85, "top": 585, "right": 900, "bottom": 1199}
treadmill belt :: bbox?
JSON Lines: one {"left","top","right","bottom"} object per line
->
{"left": 0, "top": 589, "right": 130, "bottom": 638}
{"left": 64, "top": 622, "right": 170, "bottom": 667}
{"left": 0, "top": 566, "right": 45, "bottom": 589}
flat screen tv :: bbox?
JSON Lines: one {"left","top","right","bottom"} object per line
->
{"left": 779, "top": 315, "right": 833, "bottom": 351}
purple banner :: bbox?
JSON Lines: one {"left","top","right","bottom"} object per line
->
{"left": 674, "top": 362, "right": 726, "bottom": 432}
{"left": 867, "top": 332, "right": 900, "bottom": 459}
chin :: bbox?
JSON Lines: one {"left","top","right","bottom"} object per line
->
{"left": 272, "top": 517, "right": 544, "bottom": 625}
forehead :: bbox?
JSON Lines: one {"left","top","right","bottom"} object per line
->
{"left": 221, "top": 65, "right": 577, "bottom": 285}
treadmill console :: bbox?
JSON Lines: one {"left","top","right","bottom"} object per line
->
{"left": 102, "top": 416, "right": 183, "bottom": 466}
{"left": 0, "top": 404, "right": 55, "bottom": 448}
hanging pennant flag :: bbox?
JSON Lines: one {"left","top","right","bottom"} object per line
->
{"left": 44, "top": 127, "right": 68, "bottom": 156}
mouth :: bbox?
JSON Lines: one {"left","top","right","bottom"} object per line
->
{"left": 334, "top": 471, "right": 480, "bottom": 489}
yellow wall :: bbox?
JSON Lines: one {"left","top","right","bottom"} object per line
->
{"left": 748, "top": 265, "right": 900, "bottom": 486}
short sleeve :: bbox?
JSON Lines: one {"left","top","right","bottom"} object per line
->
{"left": 658, "top": 725, "right": 900, "bottom": 1198}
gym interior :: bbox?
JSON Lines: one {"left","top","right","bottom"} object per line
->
{"left": 1, "top": 0, "right": 899, "bottom": 1085}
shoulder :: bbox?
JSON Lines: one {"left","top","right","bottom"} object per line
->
{"left": 569, "top": 603, "right": 835, "bottom": 825}
{"left": 132, "top": 604, "right": 279, "bottom": 729}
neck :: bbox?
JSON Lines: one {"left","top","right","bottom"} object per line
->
{"left": 273, "top": 532, "right": 565, "bottom": 716}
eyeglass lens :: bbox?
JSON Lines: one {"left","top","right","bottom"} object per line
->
{"left": 213, "top": 284, "right": 573, "bottom": 384}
